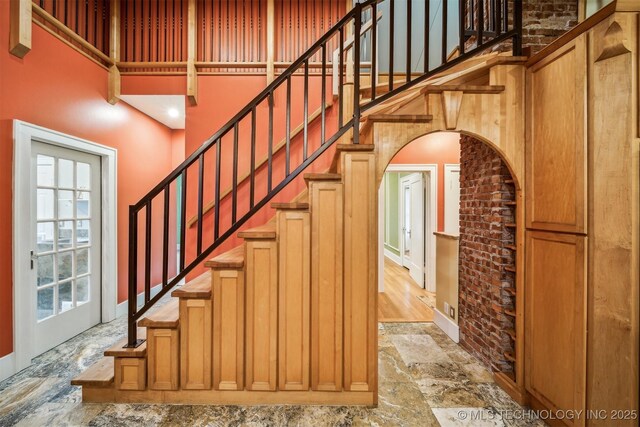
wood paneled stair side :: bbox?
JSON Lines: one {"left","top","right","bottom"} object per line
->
{"left": 239, "top": 224, "right": 278, "bottom": 391}
{"left": 171, "top": 272, "right": 212, "bottom": 391}
{"left": 205, "top": 246, "right": 245, "bottom": 391}
{"left": 138, "top": 298, "right": 180, "bottom": 391}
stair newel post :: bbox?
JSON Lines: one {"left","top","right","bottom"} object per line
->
{"left": 126, "top": 205, "right": 141, "bottom": 348}
{"left": 352, "top": 3, "right": 362, "bottom": 145}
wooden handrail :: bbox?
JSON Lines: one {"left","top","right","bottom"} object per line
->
{"left": 186, "top": 100, "right": 333, "bottom": 228}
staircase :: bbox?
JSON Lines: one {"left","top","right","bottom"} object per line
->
{"left": 72, "top": 0, "right": 524, "bottom": 405}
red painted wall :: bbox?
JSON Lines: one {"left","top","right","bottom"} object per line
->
{"left": 0, "top": 3, "right": 178, "bottom": 358}
{"left": 390, "top": 132, "right": 461, "bottom": 232}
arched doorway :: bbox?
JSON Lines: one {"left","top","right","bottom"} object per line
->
{"left": 376, "top": 130, "right": 524, "bottom": 422}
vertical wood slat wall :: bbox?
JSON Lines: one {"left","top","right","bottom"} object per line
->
{"left": 37, "top": 0, "right": 110, "bottom": 54}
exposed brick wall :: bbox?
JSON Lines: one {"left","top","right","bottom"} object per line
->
{"left": 522, "top": 0, "right": 579, "bottom": 53}
{"left": 465, "top": 0, "right": 579, "bottom": 54}
{"left": 458, "top": 135, "right": 516, "bottom": 374}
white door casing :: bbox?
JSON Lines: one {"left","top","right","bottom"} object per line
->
{"left": 408, "top": 173, "right": 425, "bottom": 286}
{"left": 12, "top": 120, "right": 117, "bottom": 374}
{"left": 444, "top": 164, "right": 461, "bottom": 235}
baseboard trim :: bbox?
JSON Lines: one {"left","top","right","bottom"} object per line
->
{"left": 0, "top": 352, "right": 17, "bottom": 383}
{"left": 434, "top": 308, "right": 459, "bottom": 343}
{"left": 383, "top": 249, "right": 402, "bottom": 266}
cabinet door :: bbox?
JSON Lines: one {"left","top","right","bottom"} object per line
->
{"left": 525, "top": 231, "right": 586, "bottom": 424}
{"left": 526, "top": 36, "right": 587, "bottom": 233}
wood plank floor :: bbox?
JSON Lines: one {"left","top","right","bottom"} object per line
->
{"left": 378, "top": 257, "right": 435, "bottom": 322}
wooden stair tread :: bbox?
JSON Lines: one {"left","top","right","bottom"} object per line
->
{"left": 237, "top": 223, "right": 276, "bottom": 239}
{"left": 71, "top": 357, "right": 114, "bottom": 387}
{"left": 366, "top": 114, "right": 433, "bottom": 123}
{"left": 422, "top": 84, "right": 505, "bottom": 94}
{"left": 171, "top": 271, "right": 211, "bottom": 299}
{"left": 104, "top": 329, "right": 147, "bottom": 357}
{"left": 271, "top": 202, "right": 309, "bottom": 210}
{"left": 337, "top": 143, "right": 375, "bottom": 151}
{"left": 138, "top": 298, "right": 180, "bottom": 329}
{"left": 304, "top": 172, "right": 341, "bottom": 181}
{"left": 205, "top": 245, "right": 244, "bottom": 269}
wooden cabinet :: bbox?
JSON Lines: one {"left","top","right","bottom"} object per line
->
{"left": 526, "top": 36, "right": 587, "bottom": 234}
{"left": 525, "top": 231, "right": 586, "bottom": 425}
{"left": 277, "top": 209, "right": 311, "bottom": 391}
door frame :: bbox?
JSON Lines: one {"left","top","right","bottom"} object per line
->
{"left": 444, "top": 164, "right": 461, "bottom": 235}
{"left": 399, "top": 174, "right": 414, "bottom": 269}
{"left": 12, "top": 120, "right": 118, "bottom": 373}
{"left": 378, "top": 164, "right": 437, "bottom": 292}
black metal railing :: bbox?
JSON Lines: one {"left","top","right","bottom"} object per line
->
{"left": 126, "top": 0, "right": 522, "bottom": 347}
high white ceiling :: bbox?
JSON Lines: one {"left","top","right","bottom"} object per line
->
{"left": 121, "top": 95, "right": 185, "bottom": 129}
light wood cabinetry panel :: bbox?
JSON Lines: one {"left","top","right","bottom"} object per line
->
{"left": 342, "top": 152, "right": 377, "bottom": 392}
{"left": 245, "top": 240, "right": 278, "bottom": 391}
{"left": 180, "top": 299, "right": 212, "bottom": 390}
{"left": 213, "top": 269, "right": 245, "bottom": 391}
{"left": 526, "top": 36, "right": 587, "bottom": 234}
{"left": 525, "top": 231, "right": 586, "bottom": 426}
{"left": 277, "top": 210, "right": 311, "bottom": 391}
{"left": 115, "top": 357, "right": 146, "bottom": 391}
{"left": 310, "top": 180, "right": 343, "bottom": 391}
{"left": 586, "top": 14, "right": 639, "bottom": 424}
{"left": 147, "top": 328, "right": 179, "bottom": 390}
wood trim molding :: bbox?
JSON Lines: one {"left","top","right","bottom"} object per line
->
{"left": 187, "top": 0, "right": 198, "bottom": 105}
{"left": 10, "top": 0, "right": 31, "bottom": 58}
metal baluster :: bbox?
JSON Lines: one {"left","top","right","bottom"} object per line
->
{"left": 144, "top": 200, "right": 152, "bottom": 304}
{"left": 371, "top": 2, "right": 377, "bottom": 100}
{"left": 478, "top": 0, "right": 484, "bottom": 47}
{"left": 339, "top": 27, "right": 344, "bottom": 127}
{"left": 162, "top": 184, "right": 170, "bottom": 287}
{"left": 459, "top": 0, "right": 466, "bottom": 55}
{"left": 268, "top": 93, "right": 274, "bottom": 191}
{"left": 179, "top": 169, "right": 186, "bottom": 271}
{"left": 250, "top": 107, "right": 256, "bottom": 208}
{"left": 513, "top": 0, "right": 523, "bottom": 55}
{"left": 214, "top": 140, "right": 221, "bottom": 240}
{"left": 353, "top": 4, "right": 361, "bottom": 145}
{"left": 303, "top": 60, "right": 309, "bottom": 160}
{"left": 197, "top": 154, "right": 204, "bottom": 255}
{"left": 389, "top": 0, "right": 394, "bottom": 91}
{"left": 127, "top": 206, "right": 138, "bottom": 347}
{"left": 406, "top": 0, "right": 411, "bottom": 82}
{"left": 286, "top": 76, "right": 291, "bottom": 175}
{"left": 321, "top": 43, "right": 326, "bottom": 144}
{"left": 442, "top": 0, "right": 448, "bottom": 64}
{"left": 232, "top": 123, "right": 239, "bottom": 223}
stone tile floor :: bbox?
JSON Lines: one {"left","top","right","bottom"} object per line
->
{"left": 0, "top": 319, "right": 544, "bottom": 426}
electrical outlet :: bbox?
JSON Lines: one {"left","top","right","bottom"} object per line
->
{"left": 449, "top": 306, "right": 456, "bottom": 319}
{"left": 444, "top": 302, "right": 450, "bottom": 314}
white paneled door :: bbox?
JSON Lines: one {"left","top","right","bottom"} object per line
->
{"left": 31, "top": 141, "right": 101, "bottom": 356}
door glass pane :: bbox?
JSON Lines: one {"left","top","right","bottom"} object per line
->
{"left": 77, "top": 276, "right": 89, "bottom": 304}
{"left": 37, "top": 254, "right": 55, "bottom": 286}
{"left": 37, "top": 155, "right": 55, "bottom": 187}
{"left": 76, "top": 220, "right": 90, "bottom": 246}
{"left": 58, "top": 190, "right": 74, "bottom": 219}
{"left": 58, "top": 221, "right": 74, "bottom": 249}
{"left": 77, "top": 162, "right": 90, "bottom": 190}
{"left": 37, "top": 287, "right": 54, "bottom": 320}
{"left": 37, "top": 222, "right": 55, "bottom": 253}
{"left": 37, "top": 189, "right": 55, "bottom": 220}
{"left": 58, "top": 251, "right": 73, "bottom": 281}
{"left": 58, "top": 281, "right": 73, "bottom": 313}
{"left": 76, "top": 248, "right": 89, "bottom": 275}
{"left": 58, "top": 158, "right": 74, "bottom": 188}
{"left": 76, "top": 191, "right": 90, "bottom": 218}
